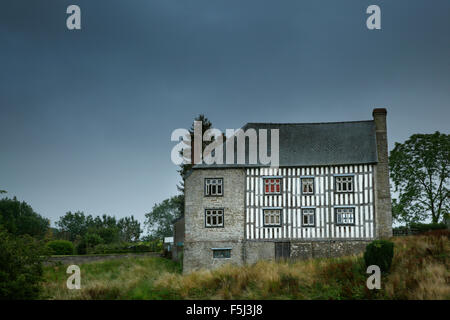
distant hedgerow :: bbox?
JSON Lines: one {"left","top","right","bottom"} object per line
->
{"left": 410, "top": 222, "right": 447, "bottom": 233}
{"left": 46, "top": 240, "right": 74, "bottom": 255}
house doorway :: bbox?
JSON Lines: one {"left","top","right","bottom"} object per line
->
{"left": 275, "top": 242, "right": 291, "bottom": 260}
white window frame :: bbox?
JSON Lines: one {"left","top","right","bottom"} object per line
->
{"left": 205, "top": 209, "right": 224, "bottom": 228}
{"left": 263, "top": 209, "right": 282, "bottom": 227}
{"left": 335, "top": 175, "right": 354, "bottom": 193}
{"left": 335, "top": 207, "right": 355, "bottom": 225}
{"left": 301, "top": 177, "right": 314, "bottom": 195}
{"left": 302, "top": 208, "right": 315, "bottom": 227}
{"left": 205, "top": 178, "right": 223, "bottom": 196}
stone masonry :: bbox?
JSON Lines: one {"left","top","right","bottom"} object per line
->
{"left": 373, "top": 108, "right": 393, "bottom": 239}
{"left": 183, "top": 169, "right": 246, "bottom": 272}
{"left": 290, "top": 240, "right": 371, "bottom": 260}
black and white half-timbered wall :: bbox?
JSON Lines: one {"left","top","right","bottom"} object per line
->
{"left": 181, "top": 109, "right": 392, "bottom": 273}
{"left": 245, "top": 164, "right": 375, "bottom": 241}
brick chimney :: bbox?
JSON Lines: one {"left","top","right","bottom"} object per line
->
{"left": 372, "top": 108, "right": 393, "bottom": 238}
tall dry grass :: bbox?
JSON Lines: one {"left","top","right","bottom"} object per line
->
{"left": 154, "top": 231, "right": 449, "bottom": 300}
{"left": 42, "top": 257, "right": 181, "bottom": 299}
{"left": 154, "top": 259, "right": 322, "bottom": 299}
{"left": 154, "top": 255, "right": 377, "bottom": 299}
{"left": 385, "top": 230, "right": 450, "bottom": 299}
{"left": 41, "top": 231, "right": 449, "bottom": 299}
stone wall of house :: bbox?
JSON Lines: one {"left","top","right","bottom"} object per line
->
{"left": 244, "top": 241, "right": 275, "bottom": 264}
{"left": 243, "top": 240, "right": 369, "bottom": 263}
{"left": 184, "top": 240, "right": 244, "bottom": 271}
{"left": 184, "top": 238, "right": 369, "bottom": 272}
{"left": 290, "top": 240, "right": 370, "bottom": 260}
{"left": 183, "top": 168, "right": 246, "bottom": 273}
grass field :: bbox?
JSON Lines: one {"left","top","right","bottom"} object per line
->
{"left": 42, "top": 256, "right": 182, "bottom": 299}
{"left": 42, "top": 231, "right": 449, "bottom": 300}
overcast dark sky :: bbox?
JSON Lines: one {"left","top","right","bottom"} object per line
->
{"left": 0, "top": 1, "right": 449, "bottom": 230}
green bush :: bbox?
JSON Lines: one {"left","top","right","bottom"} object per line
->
{"left": 0, "top": 228, "right": 46, "bottom": 299}
{"left": 84, "top": 233, "right": 103, "bottom": 248}
{"left": 410, "top": 222, "right": 447, "bottom": 233}
{"left": 363, "top": 240, "right": 394, "bottom": 273}
{"left": 75, "top": 241, "right": 87, "bottom": 255}
{"left": 46, "top": 240, "right": 74, "bottom": 255}
{"left": 88, "top": 243, "right": 118, "bottom": 254}
{"left": 393, "top": 226, "right": 409, "bottom": 234}
{"left": 86, "top": 241, "right": 163, "bottom": 255}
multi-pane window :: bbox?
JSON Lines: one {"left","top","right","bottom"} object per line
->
{"left": 205, "top": 209, "right": 224, "bottom": 227}
{"left": 301, "top": 178, "right": 314, "bottom": 194}
{"left": 263, "top": 209, "right": 281, "bottom": 227}
{"left": 264, "top": 178, "right": 282, "bottom": 194}
{"left": 302, "top": 208, "right": 315, "bottom": 227}
{"left": 205, "top": 178, "right": 223, "bottom": 196}
{"left": 335, "top": 176, "right": 354, "bottom": 192}
{"left": 212, "top": 249, "right": 231, "bottom": 259}
{"left": 335, "top": 208, "right": 355, "bottom": 225}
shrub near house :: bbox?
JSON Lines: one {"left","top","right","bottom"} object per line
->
{"left": 363, "top": 240, "right": 394, "bottom": 273}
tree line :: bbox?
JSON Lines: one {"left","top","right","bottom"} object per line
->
{"left": 55, "top": 211, "right": 141, "bottom": 244}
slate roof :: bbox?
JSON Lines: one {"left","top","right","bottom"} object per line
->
{"left": 194, "top": 120, "right": 378, "bottom": 168}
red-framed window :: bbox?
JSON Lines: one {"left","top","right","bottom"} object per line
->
{"left": 264, "top": 178, "right": 282, "bottom": 194}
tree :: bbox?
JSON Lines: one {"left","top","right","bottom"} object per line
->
{"left": 87, "top": 214, "right": 120, "bottom": 244}
{"left": 144, "top": 195, "right": 183, "bottom": 239}
{"left": 118, "top": 216, "right": 142, "bottom": 242}
{"left": 177, "top": 114, "right": 213, "bottom": 181}
{"left": 0, "top": 197, "right": 49, "bottom": 239}
{"left": 56, "top": 212, "right": 142, "bottom": 244}
{"left": 389, "top": 132, "right": 449, "bottom": 224}
{"left": 55, "top": 211, "right": 89, "bottom": 242}
{"left": 0, "top": 227, "right": 46, "bottom": 299}
{"left": 176, "top": 114, "right": 213, "bottom": 216}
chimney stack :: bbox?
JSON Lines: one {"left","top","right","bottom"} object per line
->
{"left": 372, "top": 108, "right": 392, "bottom": 238}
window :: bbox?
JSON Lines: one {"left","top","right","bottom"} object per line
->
{"left": 335, "top": 207, "right": 355, "bottom": 225}
{"left": 335, "top": 176, "right": 354, "bottom": 192}
{"left": 205, "top": 209, "right": 224, "bottom": 227}
{"left": 212, "top": 248, "right": 231, "bottom": 259}
{"left": 302, "top": 208, "right": 315, "bottom": 227}
{"left": 264, "top": 178, "right": 282, "bottom": 194}
{"left": 263, "top": 209, "right": 282, "bottom": 227}
{"left": 205, "top": 178, "right": 223, "bottom": 196}
{"left": 301, "top": 178, "right": 314, "bottom": 194}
